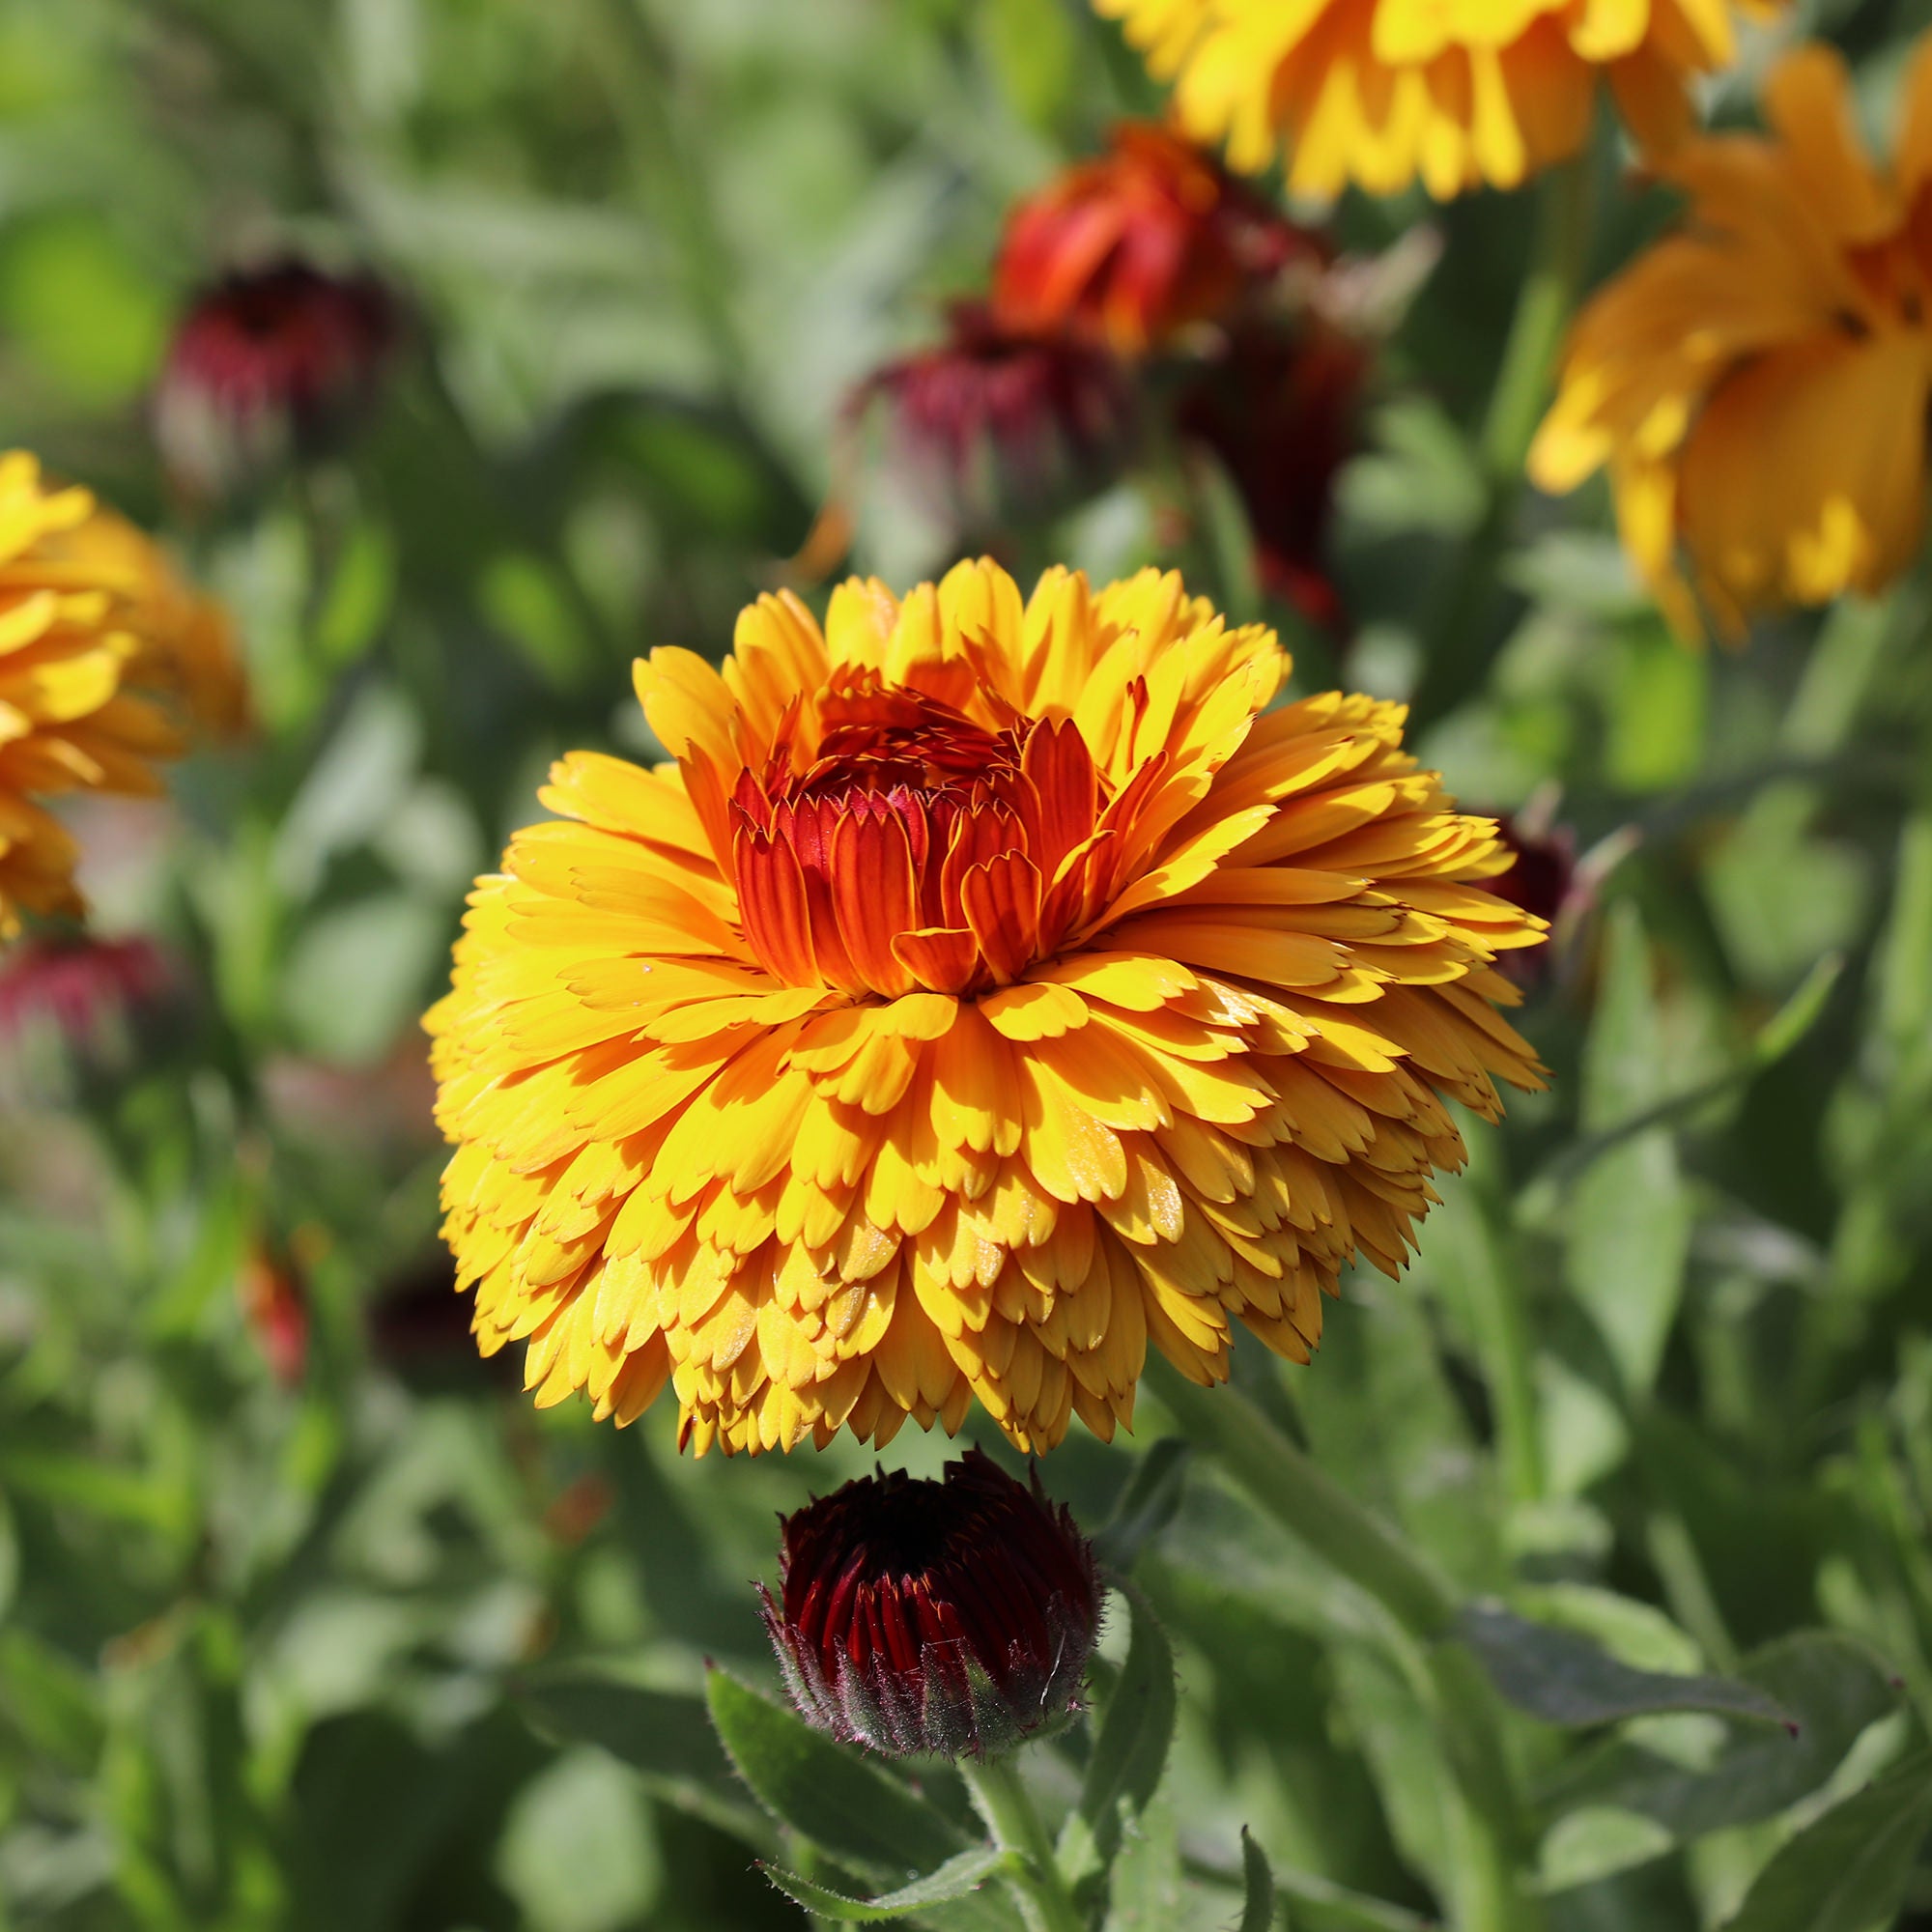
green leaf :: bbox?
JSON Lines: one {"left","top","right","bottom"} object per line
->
{"left": 1059, "top": 1580, "right": 1178, "bottom": 1888}
{"left": 976, "top": 0, "right": 1075, "bottom": 129}
{"left": 1720, "top": 1748, "right": 1932, "bottom": 1932}
{"left": 517, "top": 1674, "right": 773, "bottom": 1849}
{"left": 1238, "top": 1829, "right": 1276, "bottom": 1932}
{"left": 1563, "top": 900, "right": 1692, "bottom": 1395}
{"left": 1607, "top": 620, "right": 1706, "bottom": 792}
{"left": 760, "top": 1847, "right": 1012, "bottom": 1922}
{"left": 1456, "top": 1604, "right": 1794, "bottom": 1729}
{"left": 1540, "top": 1633, "right": 1902, "bottom": 1842}
{"left": 704, "top": 1668, "right": 972, "bottom": 1883}
{"left": 1091, "top": 1439, "right": 1191, "bottom": 1576}
{"left": 313, "top": 521, "right": 397, "bottom": 668}
{"left": 1100, "top": 1784, "right": 1181, "bottom": 1931}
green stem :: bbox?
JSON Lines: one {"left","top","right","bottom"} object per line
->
{"left": 962, "top": 1756, "right": 1087, "bottom": 1932}
{"left": 1410, "top": 157, "right": 1594, "bottom": 730}
{"left": 1149, "top": 1361, "right": 1544, "bottom": 1932}
{"left": 1149, "top": 1360, "right": 1455, "bottom": 1637}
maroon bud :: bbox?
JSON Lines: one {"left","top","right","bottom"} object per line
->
{"left": 1175, "top": 315, "right": 1366, "bottom": 632}
{"left": 853, "top": 300, "right": 1135, "bottom": 540}
{"left": 155, "top": 259, "right": 401, "bottom": 498}
{"left": 761, "top": 1449, "right": 1101, "bottom": 1759}
{"left": 1490, "top": 814, "right": 1579, "bottom": 989}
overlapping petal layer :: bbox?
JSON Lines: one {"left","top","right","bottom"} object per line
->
{"left": 0, "top": 452, "right": 236, "bottom": 936}
{"left": 428, "top": 560, "right": 1546, "bottom": 1455}
{"left": 1095, "top": 0, "right": 1775, "bottom": 200}
{"left": 1533, "top": 41, "right": 1932, "bottom": 638}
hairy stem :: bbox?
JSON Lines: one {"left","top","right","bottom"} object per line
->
{"left": 962, "top": 1754, "right": 1087, "bottom": 1932}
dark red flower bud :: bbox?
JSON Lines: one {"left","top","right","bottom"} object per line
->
{"left": 853, "top": 301, "right": 1134, "bottom": 540}
{"left": 761, "top": 1449, "right": 1101, "bottom": 1759}
{"left": 155, "top": 259, "right": 401, "bottom": 497}
{"left": 1176, "top": 316, "right": 1367, "bottom": 631}
{"left": 993, "top": 121, "right": 1312, "bottom": 356}
{"left": 1489, "top": 815, "right": 1579, "bottom": 989}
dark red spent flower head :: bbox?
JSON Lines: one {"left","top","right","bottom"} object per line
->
{"left": 1176, "top": 317, "right": 1367, "bottom": 632}
{"left": 993, "top": 121, "right": 1315, "bottom": 357}
{"left": 0, "top": 933, "right": 173, "bottom": 1051}
{"left": 155, "top": 259, "right": 401, "bottom": 497}
{"left": 854, "top": 300, "right": 1135, "bottom": 540}
{"left": 1488, "top": 815, "right": 1577, "bottom": 989}
{"left": 761, "top": 1449, "right": 1101, "bottom": 1759}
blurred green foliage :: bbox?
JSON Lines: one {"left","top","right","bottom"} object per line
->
{"left": 5, "top": 0, "right": 1932, "bottom": 1928}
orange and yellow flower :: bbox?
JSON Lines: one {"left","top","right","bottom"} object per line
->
{"left": 1094, "top": 0, "right": 1775, "bottom": 201}
{"left": 993, "top": 120, "right": 1309, "bottom": 355}
{"left": 1533, "top": 42, "right": 1932, "bottom": 638}
{"left": 0, "top": 453, "right": 238, "bottom": 937}
{"left": 427, "top": 561, "right": 1546, "bottom": 1456}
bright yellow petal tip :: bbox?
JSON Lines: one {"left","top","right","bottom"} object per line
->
{"left": 1093, "top": 0, "right": 1776, "bottom": 201}
{"left": 426, "top": 559, "right": 1548, "bottom": 1457}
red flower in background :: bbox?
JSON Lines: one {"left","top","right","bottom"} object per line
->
{"left": 761, "top": 1450, "right": 1100, "bottom": 1758}
{"left": 240, "top": 1240, "right": 310, "bottom": 1388}
{"left": 155, "top": 259, "right": 401, "bottom": 498}
{"left": 994, "top": 120, "right": 1309, "bottom": 356}
{"left": 1176, "top": 318, "right": 1367, "bottom": 631}
{"left": 853, "top": 300, "right": 1134, "bottom": 538}
{"left": 0, "top": 934, "right": 172, "bottom": 1050}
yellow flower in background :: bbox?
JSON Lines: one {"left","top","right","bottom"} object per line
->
{"left": 1533, "top": 42, "right": 1932, "bottom": 638}
{"left": 58, "top": 509, "right": 248, "bottom": 740}
{"left": 427, "top": 560, "right": 1546, "bottom": 1456}
{"left": 1094, "top": 0, "right": 1775, "bottom": 200}
{"left": 0, "top": 453, "right": 239, "bottom": 937}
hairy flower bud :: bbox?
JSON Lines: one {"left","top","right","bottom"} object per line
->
{"left": 761, "top": 1450, "right": 1101, "bottom": 1758}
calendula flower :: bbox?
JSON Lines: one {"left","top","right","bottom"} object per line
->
{"left": 155, "top": 259, "right": 400, "bottom": 499}
{"left": 427, "top": 559, "right": 1546, "bottom": 1455}
{"left": 851, "top": 301, "right": 1135, "bottom": 541}
{"left": 1532, "top": 43, "right": 1932, "bottom": 638}
{"left": 1094, "top": 0, "right": 1773, "bottom": 201}
{"left": 993, "top": 121, "right": 1310, "bottom": 355}
{"left": 0, "top": 454, "right": 234, "bottom": 938}
{"left": 762, "top": 1450, "right": 1100, "bottom": 1758}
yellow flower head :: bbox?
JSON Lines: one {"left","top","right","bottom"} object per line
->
{"left": 0, "top": 452, "right": 238, "bottom": 937}
{"left": 1094, "top": 0, "right": 1773, "bottom": 201}
{"left": 427, "top": 561, "right": 1547, "bottom": 1457}
{"left": 1533, "top": 42, "right": 1932, "bottom": 639}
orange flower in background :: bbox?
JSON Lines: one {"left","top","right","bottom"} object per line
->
{"left": 993, "top": 121, "right": 1312, "bottom": 355}
{"left": 1533, "top": 42, "right": 1932, "bottom": 638}
{"left": 1094, "top": 0, "right": 1776, "bottom": 200}
{"left": 0, "top": 453, "right": 239, "bottom": 937}
{"left": 428, "top": 560, "right": 1546, "bottom": 1456}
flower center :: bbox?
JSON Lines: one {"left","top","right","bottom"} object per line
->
{"left": 729, "top": 673, "right": 1108, "bottom": 999}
